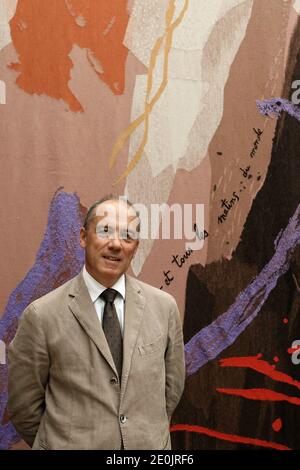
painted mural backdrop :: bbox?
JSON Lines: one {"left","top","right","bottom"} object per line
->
{"left": 0, "top": 0, "right": 300, "bottom": 450}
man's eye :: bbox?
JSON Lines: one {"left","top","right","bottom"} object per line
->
{"left": 97, "top": 226, "right": 112, "bottom": 236}
{"left": 120, "top": 230, "right": 136, "bottom": 241}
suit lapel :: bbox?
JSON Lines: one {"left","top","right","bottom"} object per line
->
{"left": 68, "top": 271, "right": 117, "bottom": 375}
{"left": 121, "top": 274, "right": 146, "bottom": 395}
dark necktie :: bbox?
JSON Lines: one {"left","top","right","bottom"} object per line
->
{"left": 100, "top": 288, "right": 123, "bottom": 378}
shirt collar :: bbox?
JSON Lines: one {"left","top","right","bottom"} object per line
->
{"left": 82, "top": 265, "right": 125, "bottom": 303}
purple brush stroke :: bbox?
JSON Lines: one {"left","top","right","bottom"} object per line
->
{"left": 185, "top": 204, "right": 300, "bottom": 377}
{"left": 0, "top": 190, "right": 84, "bottom": 449}
{"left": 256, "top": 97, "right": 300, "bottom": 121}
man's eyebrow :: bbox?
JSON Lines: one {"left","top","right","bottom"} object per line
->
{"left": 118, "top": 227, "right": 134, "bottom": 234}
{"left": 96, "top": 223, "right": 111, "bottom": 229}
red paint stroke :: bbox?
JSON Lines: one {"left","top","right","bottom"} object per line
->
{"left": 272, "top": 418, "right": 282, "bottom": 432}
{"left": 9, "top": 0, "right": 129, "bottom": 112}
{"left": 170, "top": 424, "right": 291, "bottom": 451}
{"left": 219, "top": 355, "right": 300, "bottom": 392}
{"left": 217, "top": 388, "right": 300, "bottom": 406}
{"left": 273, "top": 356, "right": 279, "bottom": 363}
{"left": 283, "top": 318, "right": 289, "bottom": 324}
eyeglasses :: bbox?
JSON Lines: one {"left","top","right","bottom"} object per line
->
{"left": 95, "top": 224, "right": 139, "bottom": 243}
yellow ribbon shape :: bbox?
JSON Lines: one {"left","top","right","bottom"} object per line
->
{"left": 109, "top": 0, "right": 189, "bottom": 185}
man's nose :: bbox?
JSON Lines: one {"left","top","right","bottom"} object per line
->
{"left": 108, "top": 236, "right": 122, "bottom": 249}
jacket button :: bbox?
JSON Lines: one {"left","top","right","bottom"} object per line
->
{"left": 110, "top": 377, "right": 118, "bottom": 384}
{"left": 120, "top": 414, "right": 127, "bottom": 424}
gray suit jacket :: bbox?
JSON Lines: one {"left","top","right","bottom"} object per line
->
{"left": 8, "top": 271, "right": 185, "bottom": 450}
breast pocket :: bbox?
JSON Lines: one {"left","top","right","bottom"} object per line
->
{"left": 138, "top": 335, "right": 164, "bottom": 356}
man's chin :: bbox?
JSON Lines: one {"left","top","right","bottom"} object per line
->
{"left": 101, "top": 261, "right": 121, "bottom": 271}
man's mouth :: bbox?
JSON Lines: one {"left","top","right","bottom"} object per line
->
{"left": 103, "top": 255, "right": 122, "bottom": 262}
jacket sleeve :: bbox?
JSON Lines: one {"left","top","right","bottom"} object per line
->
{"left": 8, "top": 303, "right": 50, "bottom": 447}
{"left": 165, "top": 298, "right": 185, "bottom": 421}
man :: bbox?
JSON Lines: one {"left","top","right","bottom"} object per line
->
{"left": 8, "top": 196, "right": 185, "bottom": 450}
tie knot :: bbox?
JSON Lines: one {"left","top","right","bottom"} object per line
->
{"left": 101, "top": 288, "right": 118, "bottom": 303}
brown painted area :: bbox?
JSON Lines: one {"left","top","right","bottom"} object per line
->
{"left": 206, "top": 0, "right": 294, "bottom": 263}
{"left": 9, "top": 0, "right": 130, "bottom": 112}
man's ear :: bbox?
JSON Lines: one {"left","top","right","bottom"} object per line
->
{"left": 79, "top": 227, "right": 87, "bottom": 248}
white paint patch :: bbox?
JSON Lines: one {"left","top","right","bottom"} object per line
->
{"left": 124, "top": 0, "right": 169, "bottom": 69}
{"left": 178, "top": 0, "right": 254, "bottom": 173}
{"left": 125, "top": 0, "right": 253, "bottom": 176}
{"left": 0, "top": 79, "right": 6, "bottom": 104}
{"left": 0, "top": 0, "right": 18, "bottom": 51}
{"left": 125, "top": 0, "right": 252, "bottom": 79}
{"left": 124, "top": 0, "right": 253, "bottom": 274}
{"left": 293, "top": 0, "right": 300, "bottom": 15}
{"left": 75, "top": 15, "right": 87, "bottom": 27}
{"left": 128, "top": 74, "right": 206, "bottom": 178}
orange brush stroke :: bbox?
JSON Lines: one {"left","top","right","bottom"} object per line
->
{"left": 9, "top": 0, "right": 129, "bottom": 112}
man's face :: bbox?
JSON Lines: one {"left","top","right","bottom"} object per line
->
{"left": 80, "top": 200, "right": 139, "bottom": 287}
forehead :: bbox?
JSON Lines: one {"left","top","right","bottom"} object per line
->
{"left": 94, "top": 200, "right": 137, "bottom": 225}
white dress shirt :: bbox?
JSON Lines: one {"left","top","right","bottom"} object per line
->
{"left": 82, "top": 265, "right": 126, "bottom": 336}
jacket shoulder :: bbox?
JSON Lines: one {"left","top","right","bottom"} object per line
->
{"left": 27, "top": 274, "right": 79, "bottom": 313}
